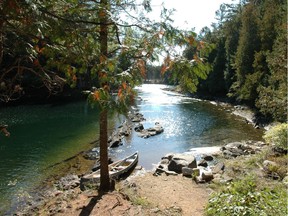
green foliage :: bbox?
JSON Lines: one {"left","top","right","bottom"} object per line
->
{"left": 165, "top": 38, "right": 213, "bottom": 93}
{"left": 264, "top": 123, "right": 288, "bottom": 149}
{"left": 206, "top": 175, "right": 288, "bottom": 216}
{"left": 256, "top": 22, "right": 287, "bottom": 121}
{"left": 198, "top": 0, "right": 287, "bottom": 122}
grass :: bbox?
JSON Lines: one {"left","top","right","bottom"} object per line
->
{"left": 205, "top": 143, "right": 288, "bottom": 216}
{"left": 205, "top": 174, "right": 287, "bottom": 216}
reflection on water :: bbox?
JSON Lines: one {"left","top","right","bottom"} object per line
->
{"left": 0, "top": 101, "right": 102, "bottom": 214}
{"left": 113, "top": 84, "right": 263, "bottom": 170}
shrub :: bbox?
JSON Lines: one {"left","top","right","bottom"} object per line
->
{"left": 205, "top": 175, "right": 287, "bottom": 216}
{"left": 264, "top": 123, "right": 288, "bottom": 149}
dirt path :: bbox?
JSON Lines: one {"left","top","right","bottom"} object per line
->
{"left": 122, "top": 171, "right": 212, "bottom": 215}
{"left": 34, "top": 171, "right": 211, "bottom": 216}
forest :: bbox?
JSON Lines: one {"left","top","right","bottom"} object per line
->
{"left": 155, "top": 0, "right": 287, "bottom": 123}
{"left": 198, "top": 0, "right": 287, "bottom": 123}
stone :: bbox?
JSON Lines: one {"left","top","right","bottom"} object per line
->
{"left": 272, "top": 146, "right": 288, "bottom": 155}
{"left": 162, "top": 154, "right": 174, "bottom": 161}
{"left": 225, "top": 142, "right": 243, "bottom": 149}
{"left": 182, "top": 167, "right": 193, "bottom": 177}
{"left": 194, "top": 176, "right": 206, "bottom": 184}
{"left": 223, "top": 148, "right": 243, "bottom": 158}
{"left": 263, "top": 160, "right": 278, "bottom": 171}
{"left": 56, "top": 175, "right": 80, "bottom": 190}
{"left": 168, "top": 158, "right": 188, "bottom": 173}
{"left": 109, "top": 137, "right": 122, "bottom": 148}
{"left": 118, "top": 123, "right": 131, "bottom": 136}
{"left": 201, "top": 170, "right": 214, "bottom": 182}
{"left": 160, "top": 158, "right": 170, "bottom": 165}
{"left": 129, "top": 112, "right": 145, "bottom": 122}
{"left": 134, "top": 123, "right": 144, "bottom": 132}
{"left": 167, "top": 154, "right": 197, "bottom": 173}
{"left": 203, "top": 154, "right": 214, "bottom": 161}
{"left": 137, "top": 122, "right": 164, "bottom": 138}
{"left": 198, "top": 159, "right": 208, "bottom": 167}
{"left": 212, "top": 162, "right": 225, "bottom": 174}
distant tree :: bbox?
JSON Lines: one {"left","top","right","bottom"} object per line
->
{"left": 232, "top": 1, "right": 261, "bottom": 104}
{"left": 222, "top": 4, "right": 241, "bottom": 92}
{"left": 146, "top": 65, "right": 162, "bottom": 82}
{"left": 256, "top": 16, "right": 287, "bottom": 121}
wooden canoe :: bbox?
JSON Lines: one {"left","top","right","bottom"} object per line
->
{"left": 81, "top": 152, "right": 139, "bottom": 184}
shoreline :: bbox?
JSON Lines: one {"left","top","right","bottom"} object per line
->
{"left": 162, "top": 85, "right": 275, "bottom": 130}
{"left": 14, "top": 85, "right": 269, "bottom": 215}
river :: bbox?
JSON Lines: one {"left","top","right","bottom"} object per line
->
{"left": 0, "top": 84, "right": 263, "bottom": 214}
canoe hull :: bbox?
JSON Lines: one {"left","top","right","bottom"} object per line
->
{"left": 80, "top": 152, "right": 138, "bottom": 188}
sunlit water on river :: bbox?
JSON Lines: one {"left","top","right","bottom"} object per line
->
{"left": 0, "top": 84, "right": 263, "bottom": 214}
{"left": 113, "top": 84, "right": 263, "bottom": 169}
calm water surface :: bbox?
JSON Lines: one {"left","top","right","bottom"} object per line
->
{"left": 0, "top": 101, "right": 102, "bottom": 214}
{"left": 0, "top": 84, "right": 263, "bottom": 214}
{"left": 113, "top": 84, "right": 263, "bottom": 169}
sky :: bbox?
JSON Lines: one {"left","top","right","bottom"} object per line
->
{"left": 149, "top": 0, "right": 235, "bottom": 33}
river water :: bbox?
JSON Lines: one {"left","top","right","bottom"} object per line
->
{"left": 0, "top": 84, "right": 263, "bottom": 214}
{"left": 113, "top": 84, "right": 263, "bottom": 168}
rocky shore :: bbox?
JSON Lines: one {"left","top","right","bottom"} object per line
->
{"left": 16, "top": 136, "right": 287, "bottom": 215}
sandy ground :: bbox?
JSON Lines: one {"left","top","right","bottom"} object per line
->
{"left": 33, "top": 170, "right": 211, "bottom": 216}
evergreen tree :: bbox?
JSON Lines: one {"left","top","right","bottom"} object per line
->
{"left": 232, "top": 1, "right": 261, "bottom": 104}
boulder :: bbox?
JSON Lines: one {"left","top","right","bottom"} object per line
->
{"left": 221, "top": 141, "right": 264, "bottom": 158}
{"left": 272, "top": 146, "right": 288, "bottom": 155}
{"left": 160, "top": 158, "right": 170, "bottom": 165}
{"left": 182, "top": 167, "right": 193, "bottom": 177}
{"left": 134, "top": 123, "right": 144, "bottom": 132}
{"left": 137, "top": 123, "right": 164, "bottom": 138}
{"left": 201, "top": 170, "right": 214, "bottom": 182}
{"left": 194, "top": 176, "right": 206, "bottom": 184}
{"left": 162, "top": 154, "right": 174, "bottom": 161}
{"left": 263, "top": 160, "right": 278, "bottom": 171}
{"left": 109, "top": 136, "right": 122, "bottom": 148}
{"left": 167, "top": 154, "right": 197, "bottom": 173}
{"left": 198, "top": 159, "right": 208, "bottom": 167}
{"left": 154, "top": 165, "right": 178, "bottom": 176}
{"left": 168, "top": 158, "right": 188, "bottom": 173}
{"left": 225, "top": 142, "right": 243, "bottom": 149}
{"left": 203, "top": 154, "right": 214, "bottom": 161}
{"left": 118, "top": 122, "right": 131, "bottom": 136}
{"left": 212, "top": 162, "right": 225, "bottom": 174}
{"left": 223, "top": 149, "right": 243, "bottom": 158}
{"left": 129, "top": 112, "right": 145, "bottom": 122}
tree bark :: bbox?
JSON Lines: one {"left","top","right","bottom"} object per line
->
{"left": 99, "top": 109, "right": 109, "bottom": 191}
{"left": 99, "top": 0, "right": 110, "bottom": 192}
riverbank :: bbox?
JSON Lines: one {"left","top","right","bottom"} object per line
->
{"left": 16, "top": 137, "right": 287, "bottom": 216}
{"left": 163, "top": 85, "right": 275, "bottom": 130}
{"left": 11, "top": 85, "right": 272, "bottom": 215}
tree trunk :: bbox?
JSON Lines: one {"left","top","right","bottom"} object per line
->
{"left": 99, "top": 109, "right": 110, "bottom": 191}
{"left": 99, "top": 0, "right": 110, "bottom": 192}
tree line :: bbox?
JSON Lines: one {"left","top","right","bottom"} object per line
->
{"left": 147, "top": 0, "right": 287, "bottom": 123}
{"left": 195, "top": 0, "right": 287, "bottom": 122}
